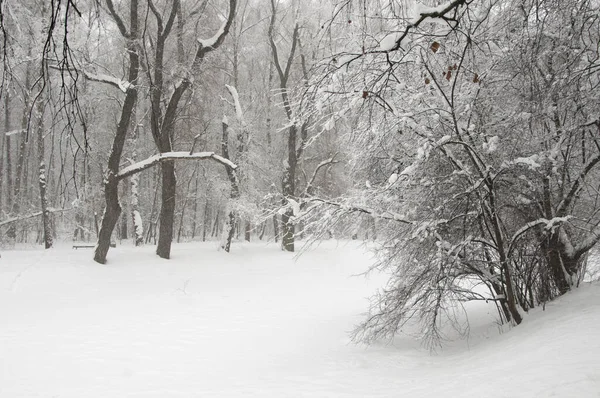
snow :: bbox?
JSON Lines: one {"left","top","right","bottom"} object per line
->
{"left": 387, "top": 172, "right": 399, "bottom": 185}
{"left": 482, "top": 135, "right": 499, "bottom": 153}
{"left": 323, "top": 116, "right": 336, "bottom": 131}
{"left": 437, "top": 134, "right": 451, "bottom": 145}
{"left": 132, "top": 210, "right": 143, "bottom": 237}
{"left": 287, "top": 198, "right": 301, "bottom": 216}
{"left": 378, "top": 32, "right": 402, "bottom": 51}
{"left": 198, "top": 21, "right": 226, "bottom": 49}
{"left": 511, "top": 154, "right": 542, "bottom": 169}
{"left": 4, "top": 129, "right": 25, "bottom": 136}
{"left": 225, "top": 85, "right": 244, "bottom": 122}
{"left": 400, "top": 162, "right": 419, "bottom": 176}
{"left": 1, "top": 241, "right": 600, "bottom": 397}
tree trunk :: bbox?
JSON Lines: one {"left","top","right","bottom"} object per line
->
{"left": 4, "top": 93, "right": 13, "bottom": 237}
{"left": 272, "top": 214, "right": 279, "bottom": 242}
{"left": 268, "top": 9, "right": 301, "bottom": 252}
{"left": 10, "top": 60, "right": 33, "bottom": 240}
{"left": 202, "top": 202, "right": 209, "bottom": 242}
{"left": 130, "top": 117, "right": 143, "bottom": 246}
{"left": 157, "top": 160, "right": 176, "bottom": 258}
{"left": 95, "top": 179, "right": 121, "bottom": 263}
{"left": 94, "top": 212, "right": 99, "bottom": 237}
{"left": 36, "top": 100, "right": 52, "bottom": 249}
{"left": 212, "top": 211, "right": 220, "bottom": 237}
{"left": 221, "top": 119, "right": 240, "bottom": 252}
{"left": 94, "top": 0, "right": 139, "bottom": 264}
{"left": 146, "top": 167, "right": 160, "bottom": 244}
{"left": 222, "top": 211, "right": 236, "bottom": 252}
{"left": 191, "top": 170, "right": 201, "bottom": 239}
{"left": 245, "top": 221, "right": 251, "bottom": 242}
{"left": 120, "top": 197, "right": 128, "bottom": 240}
{"left": 1, "top": 93, "right": 8, "bottom": 211}
{"left": 177, "top": 165, "right": 197, "bottom": 243}
{"left": 131, "top": 172, "right": 143, "bottom": 246}
{"left": 281, "top": 209, "right": 294, "bottom": 252}
{"left": 281, "top": 127, "right": 297, "bottom": 252}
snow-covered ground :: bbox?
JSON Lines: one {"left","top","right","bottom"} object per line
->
{"left": 1, "top": 241, "right": 599, "bottom": 397}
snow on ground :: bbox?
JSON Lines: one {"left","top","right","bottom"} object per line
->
{"left": 1, "top": 241, "right": 599, "bottom": 397}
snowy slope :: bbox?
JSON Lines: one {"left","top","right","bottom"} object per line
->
{"left": 1, "top": 241, "right": 599, "bottom": 397}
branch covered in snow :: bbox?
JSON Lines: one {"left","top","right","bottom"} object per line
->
{"left": 196, "top": 0, "right": 236, "bottom": 53}
{"left": 556, "top": 153, "right": 600, "bottom": 217}
{"left": 117, "top": 151, "right": 237, "bottom": 180}
{"left": 304, "top": 154, "right": 340, "bottom": 196}
{"left": 304, "top": 197, "right": 412, "bottom": 225}
{"left": 507, "top": 217, "right": 571, "bottom": 255}
{"left": 80, "top": 70, "right": 133, "bottom": 93}
{"left": 198, "top": 21, "right": 227, "bottom": 49}
{"left": 358, "top": 0, "right": 469, "bottom": 58}
{"left": 574, "top": 222, "right": 600, "bottom": 260}
{"left": 4, "top": 129, "right": 25, "bottom": 136}
{"left": 225, "top": 84, "right": 244, "bottom": 122}
{"left": 49, "top": 65, "right": 133, "bottom": 93}
{"left": 0, "top": 208, "right": 72, "bottom": 227}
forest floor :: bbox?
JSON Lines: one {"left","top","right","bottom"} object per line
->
{"left": 1, "top": 240, "right": 599, "bottom": 397}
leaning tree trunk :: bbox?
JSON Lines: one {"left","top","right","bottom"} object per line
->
{"left": 95, "top": 177, "right": 122, "bottom": 263}
{"left": 94, "top": 0, "right": 139, "bottom": 264}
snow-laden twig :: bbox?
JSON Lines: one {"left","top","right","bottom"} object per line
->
{"left": 117, "top": 151, "right": 237, "bottom": 180}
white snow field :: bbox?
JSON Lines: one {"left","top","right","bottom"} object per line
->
{"left": 1, "top": 241, "right": 599, "bottom": 397}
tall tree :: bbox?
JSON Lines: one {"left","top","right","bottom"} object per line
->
{"left": 94, "top": 0, "right": 140, "bottom": 263}
{"left": 269, "top": 0, "right": 306, "bottom": 252}
{"left": 145, "top": 0, "right": 237, "bottom": 259}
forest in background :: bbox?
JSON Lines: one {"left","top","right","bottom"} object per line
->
{"left": 1, "top": 0, "right": 599, "bottom": 347}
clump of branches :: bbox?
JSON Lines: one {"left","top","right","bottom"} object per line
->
{"left": 304, "top": 0, "right": 600, "bottom": 348}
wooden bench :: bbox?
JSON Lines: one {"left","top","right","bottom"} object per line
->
{"left": 72, "top": 243, "right": 116, "bottom": 249}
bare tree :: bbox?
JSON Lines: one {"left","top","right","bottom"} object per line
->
{"left": 144, "top": 0, "right": 237, "bottom": 259}
{"left": 94, "top": 0, "right": 141, "bottom": 263}
{"left": 305, "top": 0, "right": 600, "bottom": 347}
{"left": 269, "top": 0, "right": 307, "bottom": 252}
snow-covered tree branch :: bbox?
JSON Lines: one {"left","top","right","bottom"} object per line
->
{"left": 117, "top": 151, "right": 237, "bottom": 181}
